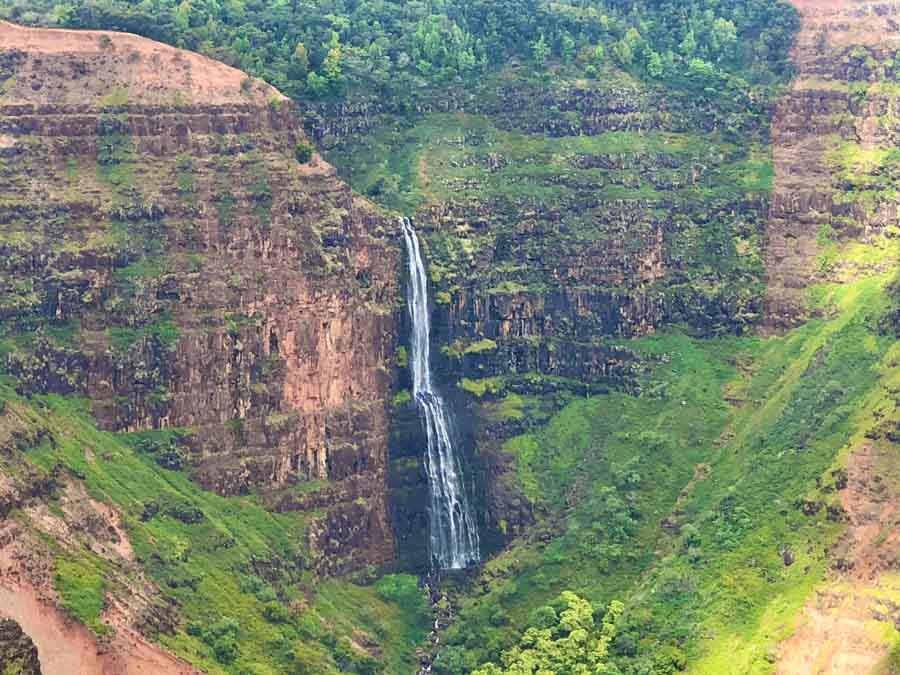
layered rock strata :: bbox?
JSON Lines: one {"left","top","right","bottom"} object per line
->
{"left": 0, "top": 20, "right": 398, "bottom": 572}
{"left": 766, "top": 0, "right": 900, "bottom": 326}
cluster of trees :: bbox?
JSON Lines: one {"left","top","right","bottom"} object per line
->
{"left": 471, "top": 592, "right": 624, "bottom": 675}
{"left": 1, "top": 0, "right": 797, "bottom": 103}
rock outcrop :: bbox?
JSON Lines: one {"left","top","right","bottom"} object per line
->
{"left": 0, "top": 618, "right": 41, "bottom": 675}
{"left": 768, "top": 2, "right": 900, "bottom": 672}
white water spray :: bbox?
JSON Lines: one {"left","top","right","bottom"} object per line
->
{"left": 401, "top": 218, "right": 480, "bottom": 570}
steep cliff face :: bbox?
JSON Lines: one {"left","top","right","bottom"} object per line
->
{"left": 0, "top": 6, "right": 896, "bottom": 674}
{"left": 0, "top": 20, "right": 428, "bottom": 675}
{"left": 765, "top": 2, "right": 900, "bottom": 672}
{"left": 766, "top": 0, "right": 900, "bottom": 326}
{"left": 0, "top": 21, "right": 398, "bottom": 573}
{"left": 313, "top": 3, "right": 899, "bottom": 672}
{"left": 331, "top": 82, "right": 775, "bottom": 555}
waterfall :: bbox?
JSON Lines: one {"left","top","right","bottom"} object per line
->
{"left": 401, "top": 218, "right": 480, "bottom": 570}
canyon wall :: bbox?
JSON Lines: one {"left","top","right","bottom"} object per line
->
{"left": 766, "top": 2, "right": 900, "bottom": 671}
{"left": 0, "top": 20, "right": 398, "bottom": 574}
{"left": 766, "top": 0, "right": 900, "bottom": 326}
{"left": 357, "top": 78, "right": 777, "bottom": 555}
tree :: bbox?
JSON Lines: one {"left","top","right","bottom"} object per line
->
{"left": 473, "top": 592, "right": 624, "bottom": 675}
{"left": 679, "top": 29, "right": 697, "bottom": 58}
{"left": 322, "top": 31, "right": 343, "bottom": 88}
{"left": 623, "top": 27, "right": 642, "bottom": 54}
{"left": 5, "top": 0, "right": 800, "bottom": 103}
{"left": 293, "top": 42, "right": 309, "bottom": 72}
{"left": 49, "top": 2, "right": 75, "bottom": 25}
{"left": 560, "top": 32, "right": 577, "bottom": 64}
{"left": 173, "top": 0, "right": 191, "bottom": 32}
{"left": 710, "top": 18, "right": 738, "bottom": 61}
{"left": 612, "top": 39, "right": 633, "bottom": 67}
{"left": 646, "top": 50, "right": 663, "bottom": 78}
{"left": 531, "top": 34, "right": 550, "bottom": 66}
{"left": 305, "top": 71, "right": 328, "bottom": 95}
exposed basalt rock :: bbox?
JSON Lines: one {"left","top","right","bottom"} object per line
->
{"left": 0, "top": 618, "right": 41, "bottom": 675}
{"left": 265, "top": 474, "right": 394, "bottom": 576}
{"left": 478, "top": 442, "right": 535, "bottom": 547}
{"left": 303, "top": 65, "right": 766, "bottom": 150}
{"left": 0, "top": 21, "right": 399, "bottom": 573}
{"left": 351, "top": 46, "right": 778, "bottom": 562}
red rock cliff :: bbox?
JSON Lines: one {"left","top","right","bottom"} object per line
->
{"left": 0, "top": 20, "right": 398, "bottom": 572}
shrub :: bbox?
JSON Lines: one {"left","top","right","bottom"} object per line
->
{"left": 528, "top": 606, "right": 558, "bottom": 630}
{"left": 155, "top": 449, "right": 185, "bottom": 470}
{"left": 141, "top": 496, "right": 204, "bottom": 524}
{"left": 374, "top": 574, "right": 422, "bottom": 613}
{"left": 262, "top": 601, "right": 292, "bottom": 624}
{"left": 55, "top": 559, "right": 106, "bottom": 631}
{"left": 213, "top": 634, "right": 238, "bottom": 663}
{"left": 880, "top": 274, "right": 900, "bottom": 336}
{"left": 295, "top": 140, "right": 316, "bottom": 164}
{"left": 188, "top": 616, "right": 241, "bottom": 663}
{"left": 291, "top": 641, "right": 333, "bottom": 674}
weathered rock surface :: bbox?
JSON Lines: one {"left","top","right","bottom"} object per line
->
{"left": 0, "top": 20, "right": 283, "bottom": 106}
{"left": 0, "top": 21, "right": 398, "bottom": 573}
{"left": 0, "top": 618, "right": 41, "bottom": 675}
{"left": 765, "top": 0, "right": 900, "bottom": 326}
{"left": 770, "top": 2, "right": 900, "bottom": 672}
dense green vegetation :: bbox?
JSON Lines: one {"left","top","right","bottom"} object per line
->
{"left": 0, "top": 385, "right": 428, "bottom": 674}
{"left": 331, "top": 113, "right": 773, "bottom": 334}
{"left": 433, "top": 274, "right": 900, "bottom": 674}
{"left": 473, "top": 592, "right": 623, "bottom": 675}
{"left": 2, "top": 0, "right": 797, "bottom": 106}
{"left": 3, "top": 1, "right": 899, "bottom": 673}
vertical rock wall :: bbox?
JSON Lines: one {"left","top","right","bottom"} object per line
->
{"left": 766, "top": 1, "right": 900, "bottom": 326}
{"left": 0, "top": 22, "right": 399, "bottom": 572}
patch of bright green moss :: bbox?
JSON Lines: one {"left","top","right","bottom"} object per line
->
{"left": 392, "top": 389, "right": 412, "bottom": 408}
{"left": 459, "top": 376, "right": 506, "bottom": 398}
{"left": 55, "top": 557, "right": 107, "bottom": 634}
{"left": 107, "top": 319, "right": 181, "bottom": 353}
{"left": 444, "top": 338, "right": 498, "bottom": 359}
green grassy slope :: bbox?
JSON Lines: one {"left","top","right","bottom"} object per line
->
{"left": 0, "top": 383, "right": 427, "bottom": 674}
{"left": 431, "top": 273, "right": 899, "bottom": 673}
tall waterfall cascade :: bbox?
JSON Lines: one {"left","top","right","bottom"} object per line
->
{"left": 401, "top": 218, "right": 480, "bottom": 570}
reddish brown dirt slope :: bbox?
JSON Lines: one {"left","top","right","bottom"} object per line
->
{"left": 769, "top": 2, "right": 900, "bottom": 672}
{"left": 0, "top": 19, "right": 284, "bottom": 106}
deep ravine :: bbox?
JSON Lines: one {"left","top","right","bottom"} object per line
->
{"left": 401, "top": 218, "right": 481, "bottom": 570}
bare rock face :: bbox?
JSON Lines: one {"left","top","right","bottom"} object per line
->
{"left": 765, "top": 0, "right": 900, "bottom": 327}
{"left": 0, "top": 618, "right": 41, "bottom": 675}
{"left": 0, "top": 21, "right": 398, "bottom": 572}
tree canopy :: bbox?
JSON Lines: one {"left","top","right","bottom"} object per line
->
{"left": 0, "top": 0, "right": 797, "bottom": 104}
{"left": 471, "top": 592, "right": 624, "bottom": 675}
